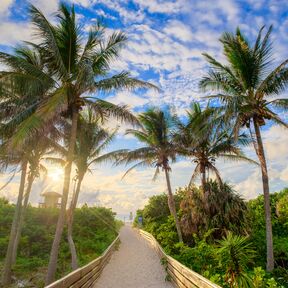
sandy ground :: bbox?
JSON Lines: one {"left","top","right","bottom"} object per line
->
{"left": 94, "top": 225, "right": 174, "bottom": 288}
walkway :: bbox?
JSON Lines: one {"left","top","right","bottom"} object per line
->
{"left": 94, "top": 225, "right": 174, "bottom": 288}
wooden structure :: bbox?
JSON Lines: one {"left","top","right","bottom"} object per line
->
{"left": 139, "top": 229, "right": 222, "bottom": 288}
{"left": 39, "top": 191, "right": 62, "bottom": 208}
{"left": 45, "top": 235, "right": 120, "bottom": 288}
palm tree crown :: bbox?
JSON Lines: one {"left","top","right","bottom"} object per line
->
{"left": 174, "top": 103, "right": 254, "bottom": 187}
{"left": 200, "top": 26, "right": 288, "bottom": 133}
{"left": 122, "top": 108, "right": 176, "bottom": 175}
{"left": 1, "top": 4, "right": 156, "bottom": 145}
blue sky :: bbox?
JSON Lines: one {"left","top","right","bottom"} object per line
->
{"left": 0, "top": 0, "right": 288, "bottom": 217}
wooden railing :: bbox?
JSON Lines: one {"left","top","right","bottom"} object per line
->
{"left": 45, "top": 235, "right": 120, "bottom": 288}
{"left": 139, "top": 230, "right": 222, "bottom": 288}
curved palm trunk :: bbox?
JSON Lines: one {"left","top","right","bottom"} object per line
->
{"left": 1, "top": 160, "right": 28, "bottom": 286}
{"left": 164, "top": 168, "right": 183, "bottom": 242}
{"left": 254, "top": 120, "right": 274, "bottom": 272}
{"left": 46, "top": 109, "right": 79, "bottom": 285}
{"left": 67, "top": 173, "right": 84, "bottom": 270}
{"left": 11, "top": 172, "right": 35, "bottom": 265}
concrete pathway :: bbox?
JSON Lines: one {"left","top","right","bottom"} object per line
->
{"left": 94, "top": 225, "right": 174, "bottom": 288}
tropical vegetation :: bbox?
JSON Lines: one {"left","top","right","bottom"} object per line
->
{"left": 134, "top": 186, "right": 288, "bottom": 287}
{"left": 0, "top": 198, "right": 121, "bottom": 287}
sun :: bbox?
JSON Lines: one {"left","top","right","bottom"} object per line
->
{"left": 48, "top": 167, "right": 64, "bottom": 182}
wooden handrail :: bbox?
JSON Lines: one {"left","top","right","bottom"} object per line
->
{"left": 45, "top": 234, "right": 120, "bottom": 288}
{"left": 139, "top": 229, "right": 222, "bottom": 288}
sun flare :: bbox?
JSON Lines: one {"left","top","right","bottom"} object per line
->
{"left": 48, "top": 167, "right": 64, "bottom": 182}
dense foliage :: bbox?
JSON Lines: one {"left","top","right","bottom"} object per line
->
{"left": 135, "top": 184, "right": 288, "bottom": 287}
{"left": 0, "top": 198, "right": 121, "bottom": 287}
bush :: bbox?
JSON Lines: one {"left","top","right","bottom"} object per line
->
{"left": 139, "top": 185, "right": 288, "bottom": 288}
{"left": 0, "top": 200, "right": 120, "bottom": 286}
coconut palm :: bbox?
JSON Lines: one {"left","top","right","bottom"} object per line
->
{"left": 0, "top": 3, "right": 156, "bottom": 284}
{"left": 0, "top": 132, "right": 54, "bottom": 284}
{"left": 0, "top": 43, "right": 54, "bottom": 285}
{"left": 49, "top": 108, "right": 122, "bottom": 270}
{"left": 11, "top": 139, "right": 49, "bottom": 265}
{"left": 199, "top": 26, "right": 288, "bottom": 271}
{"left": 118, "top": 108, "right": 183, "bottom": 242}
{"left": 174, "top": 103, "right": 255, "bottom": 189}
{"left": 0, "top": 150, "right": 28, "bottom": 286}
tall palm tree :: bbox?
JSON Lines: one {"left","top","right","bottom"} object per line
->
{"left": 199, "top": 26, "right": 288, "bottom": 271}
{"left": 118, "top": 108, "right": 183, "bottom": 242}
{"left": 0, "top": 151, "right": 28, "bottom": 286}
{"left": 11, "top": 138, "right": 49, "bottom": 265}
{"left": 174, "top": 103, "right": 255, "bottom": 189}
{"left": 0, "top": 44, "right": 52, "bottom": 285}
{"left": 50, "top": 108, "right": 121, "bottom": 270}
{"left": 0, "top": 3, "right": 156, "bottom": 284}
{"left": 0, "top": 135, "right": 52, "bottom": 284}
{"left": 70, "top": 111, "right": 121, "bottom": 270}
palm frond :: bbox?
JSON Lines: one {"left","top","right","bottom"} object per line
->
{"left": 218, "top": 153, "right": 258, "bottom": 165}
{"left": 86, "top": 98, "right": 139, "bottom": 126}
{"left": 95, "top": 71, "right": 159, "bottom": 92}
{"left": 121, "top": 160, "right": 152, "bottom": 179}
{"left": 29, "top": 5, "right": 67, "bottom": 78}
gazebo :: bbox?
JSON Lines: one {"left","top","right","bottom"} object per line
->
{"left": 39, "top": 191, "right": 62, "bottom": 208}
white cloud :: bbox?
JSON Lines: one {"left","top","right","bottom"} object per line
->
{"left": 280, "top": 167, "right": 288, "bottom": 182}
{"left": 0, "top": 0, "right": 14, "bottom": 16}
{"left": 134, "top": 0, "right": 188, "bottom": 14}
{"left": 30, "top": 0, "right": 59, "bottom": 16}
{"left": 107, "top": 91, "right": 150, "bottom": 108}
{"left": 193, "top": 0, "right": 239, "bottom": 24}
{"left": 0, "top": 21, "right": 32, "bottom": 45}
{"left": 163, "top": 20, "right": 193, "bottom": 42}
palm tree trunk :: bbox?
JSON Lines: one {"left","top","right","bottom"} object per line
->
{"left": 164, "top": 168, "right": 183, "bottom": 242}
{"left": 11, "top": 172, "right": 35, "bottom": 265}
{"left": 67, "top": 173, "right": 84, "bottom": 270}
{"left": 201, "top": 166, "right": 210, "bottom": 217}
{"left": 45, "top": 109, "right": 79, "bottom": 285}
{"left": 201, "top": 166, "right": 206, "bottom": 190}
{"left": 1, "top": 160, "right": 28, "bottom": 286}
{"left": 253, "top": 120, "right": 274, "bottom": 272}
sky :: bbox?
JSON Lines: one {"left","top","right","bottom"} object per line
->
{"left": 0, "top": 0, "right": 287, "bottom": 218}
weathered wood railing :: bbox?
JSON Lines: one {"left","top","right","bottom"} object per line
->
{"left": 45, "top": 235, "right": 120, "bottom": 288}
{"left": 139, "top": 229, "right": 222, "bottom": 288}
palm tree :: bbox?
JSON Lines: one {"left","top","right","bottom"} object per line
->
{"left": 118, "top": 108, "right": 183, "bottom": 242}
{"left": 0, "top": 44, "right": 53, "bottom": 285}
{"left": 0, "top": 152, "right": 28, "bottom": 286}
{"left": 0, "top": 3, "right": 156, "bottom": 284}
{"left": 174, "top": 103, "right": 255, "bottom": 189}
{"left": 199, "top": 26, "right": 288, "bottom": 271}
{"left": 11, "top": 138, "right": 49, "bottom": 265}
{"left": 180, "top": 181, "right": 247, "bottom": 239}
{"left": 50, "top": 108, "right": 121, "bottom": 270}
{"left": 216, "top": 232, "right": 255, "bottom": 287}
{"left": 0, "top": 135, "right": 51, "bottom": 284}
